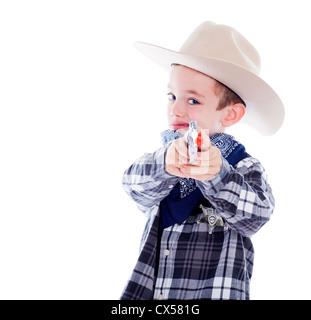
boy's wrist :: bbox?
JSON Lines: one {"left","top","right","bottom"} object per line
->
{"left": 196, "top": 157, "right": 231, "bottom": 195}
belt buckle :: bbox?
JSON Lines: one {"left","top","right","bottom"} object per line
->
{"left": 197, "top": 204, "right": 225, "bottom": 234}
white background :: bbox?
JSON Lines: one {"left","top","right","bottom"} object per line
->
{"left": 0, "top": 0, "right": 310, "bottom": 300}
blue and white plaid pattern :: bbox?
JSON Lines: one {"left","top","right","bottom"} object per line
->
{"left": 121, "top": 140, "right": 275, "bottom": 300}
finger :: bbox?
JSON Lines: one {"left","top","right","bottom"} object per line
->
{"left": 189, "top": 159, "right": 210, "bottom": 167}
{"left": 196, "top": 149, "right": 210, "bottom": 161}
{"left": 180, "top": 164, "right": 207, "bottom": 176}
{"left": 177, "top": 152, "right": 189, "bottom": 165}
{"left": 167, "top": 165, "right": 188, "bottom": 178}
{"left": 197, "top": 146, "right": 219, "bottom": 161}
{"left": 175, "top": 137, "right": 189, "bottom": 159}
{"left": 208, "top": 146, "right": 221, "bottom": 161}
{"left": 191, "top": 145, "right": 221, "bottom": 167}
{"left": 166, "top": 139, "right": 187, "bottom": 166}
{"left": 180, "top": 164, "right": 219, "bottom": 176}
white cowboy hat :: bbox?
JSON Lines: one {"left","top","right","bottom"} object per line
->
{"left": 134, "top": 21, "right": 284, "bottom": 135}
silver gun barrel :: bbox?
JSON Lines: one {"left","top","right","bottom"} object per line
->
{"left": 185, "top": 121, "right": 198, "bottom": 164}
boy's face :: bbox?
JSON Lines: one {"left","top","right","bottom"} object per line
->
{"left": 167, "top": 65, "right": 228, "bottom": 136}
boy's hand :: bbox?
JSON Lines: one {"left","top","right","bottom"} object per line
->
{"left": 165, "top": 130, "right": 222, "bottom": 181}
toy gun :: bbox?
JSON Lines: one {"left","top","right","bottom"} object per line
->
{"left": 184, "top": 121, "right": 198, "bottom": 164}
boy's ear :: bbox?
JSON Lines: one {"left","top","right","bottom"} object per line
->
{"left": 222, "top": 103, "right": 245, "bottom": 127}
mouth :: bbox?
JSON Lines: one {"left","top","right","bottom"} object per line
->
{"left": 171, "top": 122, "right": 189, "bottom": 130}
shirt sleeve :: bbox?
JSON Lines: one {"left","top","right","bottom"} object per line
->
{"left": 122, "top": 146, "right": 179, "bottom": 216}
{"left": 196, "top": 157, "right": 275, "bottom": 237}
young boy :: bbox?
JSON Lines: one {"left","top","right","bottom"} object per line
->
{"left": 120, "top": 21, "right": 284, "bottom": 300}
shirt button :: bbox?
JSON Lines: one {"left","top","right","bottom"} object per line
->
{"left": 164, "top": 249, "right": 170, "bottom": 256}
{"left": 158, "top": 293, "right": 164, "bottom": 300}
{"left": 168, "top": 184, "right": 174, "bottom": 189}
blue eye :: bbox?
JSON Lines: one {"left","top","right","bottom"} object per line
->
{"left": 167, "top": 93, "right": 176, "bottom": 101}
{"left": 188, "top": 99, "right": 200, "bottom": 105}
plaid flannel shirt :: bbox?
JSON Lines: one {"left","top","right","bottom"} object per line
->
{"left": 121, "top": 144, "right": 274, "bottom": 300}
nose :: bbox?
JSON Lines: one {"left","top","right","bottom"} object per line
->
{"left": 170, "top": 99, "right": 187, "bottom": 118}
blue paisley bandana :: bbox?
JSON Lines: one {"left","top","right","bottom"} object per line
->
{"left": 161, "top": 129, "right": 244, "bottom": 198}
{"left": 210, "top": 133, "right": 239, "bottom": 158}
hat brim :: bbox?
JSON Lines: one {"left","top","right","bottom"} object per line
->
{"left": 134, "top": 41, "right": 285, "bottom": 136}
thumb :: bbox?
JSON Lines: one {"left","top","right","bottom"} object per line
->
{"left": 196, "top": 129, "right": 211, "bottom": 151}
